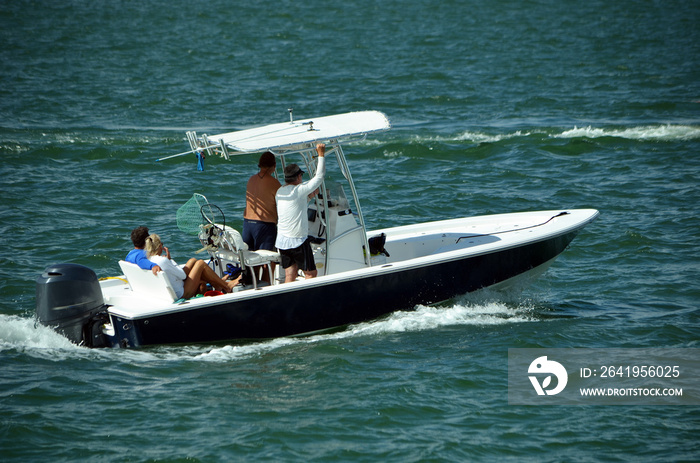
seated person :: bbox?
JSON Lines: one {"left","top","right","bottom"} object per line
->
{"left": 126, "top": 226, "right": 161, "bottom": 275}
{"left": 145, "top": 233, "right": 237, "bottom": 299}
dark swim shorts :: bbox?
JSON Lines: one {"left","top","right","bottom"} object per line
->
{"left": 279, "top": 239, "right": 316, "bottom": 271}
{"left": 242, "top": 219, "right": 277, "bottom": 251}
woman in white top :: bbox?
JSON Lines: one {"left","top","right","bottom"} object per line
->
{"left": 145, "top": 234, "right": 236, "bottom": 299}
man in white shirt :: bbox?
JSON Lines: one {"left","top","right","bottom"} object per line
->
{"left": 275, "top": 143, "right": 326, "bottom": 283}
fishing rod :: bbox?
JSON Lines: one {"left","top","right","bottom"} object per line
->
{"left": 155, "top": 145, "right": 219, "bottom": 162}
{"left": 156, "top": 122, "right": 312, "bottom": 163}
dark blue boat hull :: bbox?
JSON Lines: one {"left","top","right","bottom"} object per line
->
{"left": 109, "top": 231, "right": 578, "bottom": 348}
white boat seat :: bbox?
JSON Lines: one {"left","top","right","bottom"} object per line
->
{"left": 220, "top": 226, "right": 280, "bottom": 288}
{"left": 118, "top": 260, "right": 178, "bottom": 302}
{"left": 242, "top": 248, "right": 280, "bottom": 265}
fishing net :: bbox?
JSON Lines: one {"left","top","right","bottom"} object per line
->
{"left": 176, "top": 193, "right": 209, "bottom": 235}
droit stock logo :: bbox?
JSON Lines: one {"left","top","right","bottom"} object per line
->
{"left": 528, "top": 356, "right": 568, "bottom": 396}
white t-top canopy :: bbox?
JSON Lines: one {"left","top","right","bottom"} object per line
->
{"left": 206, "top": 110, "right": 391, "bottom": 153}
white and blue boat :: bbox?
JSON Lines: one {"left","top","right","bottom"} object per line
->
{"left": 36, "top": 111, "right": 599, "bottom": 348}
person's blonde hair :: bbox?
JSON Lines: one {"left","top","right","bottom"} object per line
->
{"left": 144, "top": 233, "right": 163, "bottom": 258}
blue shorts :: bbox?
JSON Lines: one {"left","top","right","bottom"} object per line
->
{"left": 241, "top": 219, "right": 277, "bottom": 251}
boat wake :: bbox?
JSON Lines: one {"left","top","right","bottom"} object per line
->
{"left": 454, "top": 130, "right": 533, "bottom": 143}
{"left": 194, "top": 294, "right": 536, "bottom": 363}
{"left": 0, "top": 314, "right": 80, "bottom": 353}
{"left": 1, "top": 294, "right": 536, "bottom": 363}
{"left": 553, "top": 124, "right": 700, "bottom": 141}
{"left": 411, "top": 124, "right": 700, "bottom": 145}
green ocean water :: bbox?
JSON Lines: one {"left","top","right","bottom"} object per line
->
{"left": 1, "top": 0, "right": 699, "bottom": 461}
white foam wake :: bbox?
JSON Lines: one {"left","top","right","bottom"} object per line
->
{"left": 555, "top": 124, "right": 700, "bottom": 141}
{"left": 455, "top": 130, "right": 533, "bottom": 143}
{"left": 1, "top": 297, "right": 535, "bottom": 363}
{"left": 456, "top": 124, "right": 700, "bottom": 143}
{"left": 0, "top": 314, "right": 79, "bottom": 352}
{"left": 195, "top": 298, "right": 534, "bottom": 362}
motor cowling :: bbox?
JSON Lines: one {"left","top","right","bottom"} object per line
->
{"left": 36, "top": 263, "right": 106, "bottom": 346}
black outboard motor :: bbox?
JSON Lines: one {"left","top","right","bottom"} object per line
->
{"left": 36, "top": 263, "right": 109, "bottom": 347}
